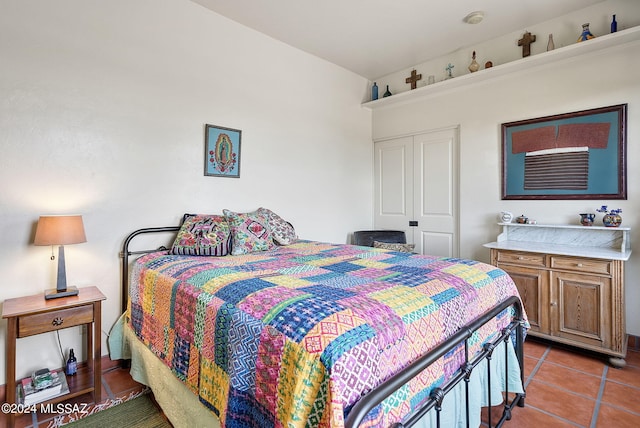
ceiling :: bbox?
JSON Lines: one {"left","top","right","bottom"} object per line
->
{"left": 191, "top": 0, "right": 605, "bottom": 80}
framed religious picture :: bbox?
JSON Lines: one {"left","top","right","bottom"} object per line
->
{"left": 204, "top": 124, "right": 241, "bottom": 178}
{"left": 501, "top": 104, "right": 627, "bottom": 200}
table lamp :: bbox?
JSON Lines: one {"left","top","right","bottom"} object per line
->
{"left": 34, "top": 215, "right": 86, "bottom": 299}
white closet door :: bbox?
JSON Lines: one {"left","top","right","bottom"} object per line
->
{"left": 374, "top": 128, "right": 459, "bottom": 257}
{"left": 413, "top": 129, "right": 458, "bottom": 257}
{"left": 373, "top": 136, "right": 413, "bottom": 241}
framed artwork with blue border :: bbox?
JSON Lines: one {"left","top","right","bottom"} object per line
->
{"left": 204, "top": 124, "right": 241, "bottom": 178}
{"left": 501, "top": 104, "right": 627, "bottom": 200}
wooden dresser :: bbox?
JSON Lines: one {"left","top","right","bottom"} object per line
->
{"left": 484, "top": 223, "right": 631, "bottom": 367}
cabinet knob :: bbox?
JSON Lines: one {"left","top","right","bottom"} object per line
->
{"left": 52, "top": 317, "right": 64, "bottom": 326}
{"left": 518, "top": 256, "right": 524, "bottom": 260}
{"left": 550, "top": 302, "right": 557, "bottom": 306}
{"left": 577, "top": 263, "right": 583, "bottom": 267}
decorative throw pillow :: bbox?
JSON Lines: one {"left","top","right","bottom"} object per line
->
{"left": 258, "top": 207, "right": 297, "bottom": 245}
{"left": 373, "top": 241, "right": 415, "bottom": 253}
{"left": 223, "top": 209, "right": 275, "bottom": 255}
{"left": 170, "top": 214, "right": 231, "bottom": 256}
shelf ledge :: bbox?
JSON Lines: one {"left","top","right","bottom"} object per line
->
{"left": 363, "top": 26, "right": 640, "bottom": 110}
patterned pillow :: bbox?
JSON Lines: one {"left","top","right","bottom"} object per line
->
{"left": 170, "top": 214, "right": 231, "bottom": 256}
{"left": 223, "top": 209, "right": 275, "bottom": 255}
{"left": 258, "top": 207, "right": 297, "bottom": 245}
{"left": 373, "top": 241, "right": 415, "bottom": 253}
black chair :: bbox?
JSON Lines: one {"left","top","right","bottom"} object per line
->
{"left": 353, "top": 230, "right": 407, "bottom": 247}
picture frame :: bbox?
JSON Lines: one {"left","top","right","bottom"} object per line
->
{"left": 204, "top": 124, "right": 241, "bottom": 178}
{"left": 501, "top": 104, "right": 627, "bottom": 200}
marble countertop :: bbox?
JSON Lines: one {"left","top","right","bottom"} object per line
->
{"left": 483, "top": 240, "right": 631, "bottom": 261}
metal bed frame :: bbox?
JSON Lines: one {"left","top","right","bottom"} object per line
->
{"left": 120, "top": 226, "right": 527, "bottom": 428}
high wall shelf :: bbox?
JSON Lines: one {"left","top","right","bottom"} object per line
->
{"left": 362, "top": 26, "right": 640, "bottom": 110}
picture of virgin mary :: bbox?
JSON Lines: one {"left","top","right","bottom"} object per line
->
{"left": 205, "top": 124, "right": 241, "bottom": 178}
{"left": 210, "top": 133, "right": 236, "bottom": 173}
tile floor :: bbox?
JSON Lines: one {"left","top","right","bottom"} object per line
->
{"left": 484, "top": 337, "right": 640, "bottom": 428}
{"left": 2, "top": 337, "right": 639, "bottom": 427}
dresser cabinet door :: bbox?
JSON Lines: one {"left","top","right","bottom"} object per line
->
{"left": 497, "top": 263, "right": 549, "bottom": 335}
{"left": 550, "top": 270, "right": 611, "bottom": 350}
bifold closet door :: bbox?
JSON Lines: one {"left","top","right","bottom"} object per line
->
{"left": 373, "top": 135, "right": 414, "bottom": 247}
{"left": 374, "top": 128, "right": 458, "bottom": 257}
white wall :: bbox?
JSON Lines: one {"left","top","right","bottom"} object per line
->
{"left": 0, "top": 0, "right": 372, "bottom": 383}
{"left": 372, "top": 2, "right": 640, "bottom": 335}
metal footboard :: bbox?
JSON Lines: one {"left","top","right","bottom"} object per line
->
{"left": 345, "top": 296, "right": 526, "bottom": 428}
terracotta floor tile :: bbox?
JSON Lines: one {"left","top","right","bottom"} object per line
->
{"left": 597, "top": 403, "right": 640, "bottom": 428}
{"left": 544, "top": 346, "right": 606, "bottom": 376}
{"left": 625, "top": 349, "right": 640, "bottom": 368}
{"left": 533, "top": 361, "right": 602, "bottom": 398}
{"left": 523, "top": 339, "right": 549, "bottom": 360}
{"left": 523, "top": 356, "right": 539, "bottom": 380}
{"left": 492, "top": 404, "right": 576, "bottom": 428}
{"left": 607, "top": 363, "right": 640, "bottom": 389}
{"left": 601, "top": 380, "right": 640, "bottom": 414}
{"left": 525, "top": 379, "right": 595, "bottom": 426}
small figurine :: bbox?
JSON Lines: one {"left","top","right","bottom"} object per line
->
{"left": 578, "top": 23, "right": 595, "bottom": 42}
{"left": 445, "top": 63, "right": 455, "bottom": 80}
{"left": 468, "top": 51, "right": 479, "bottom": 73}
{"left": 518, "top": 31, "right": 536, "bottom": 57}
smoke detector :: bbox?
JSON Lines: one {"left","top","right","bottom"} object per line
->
{"left": 463, "top": 11, "right": 485, "bottom": 24}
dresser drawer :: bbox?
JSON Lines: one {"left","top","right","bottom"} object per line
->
{"left": 18, "top": 305, "right": 94, "bottom": 337}
{"left": 496, "top": 251, "right": 547, "bottom": 268}
{"left": 550, "top": 256, "right": 612, "bottom": 275}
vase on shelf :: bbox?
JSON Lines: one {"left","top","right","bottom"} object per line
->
{"left": 611, "top": 14, "right": 618, "bottom": 33}
{"left": 578, "top": 23, "right": 595, "bottom": 42}
{"left": 468, "top": 51, "right": 479, "bottom": 73}
{"left": 383, "top": 85, "right": 392, "bottom": 97}
{"left": 371, "top": 82, "right": 378, "bottom": 101}
{"left": 500, "top": 211, "right": 513, "bottom": 223}
{"left": 579, "top": 213, "right": 595, "bottom": 226}
{"left": 603, "top": 213, "right": 622, "bottom": 227}
{"left": 547, "top": 34, "right": 555, "bottom": 51}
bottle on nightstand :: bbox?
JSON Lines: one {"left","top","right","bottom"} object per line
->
{"left": 66, "top": 349, "right": 77, "bottom": 376}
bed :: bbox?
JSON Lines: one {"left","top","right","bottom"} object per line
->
{"left": 114, "top": 210, "right": 528, "bottom": 428}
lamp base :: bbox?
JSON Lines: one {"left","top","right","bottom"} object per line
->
{"left": 45, "top": 286, "right": 79, "bottom": 300}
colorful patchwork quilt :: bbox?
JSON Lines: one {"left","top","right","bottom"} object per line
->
{"left": 128, "top": 241, "right": 524, "bottom": 427}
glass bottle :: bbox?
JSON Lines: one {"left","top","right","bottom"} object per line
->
{"left": 578, "top": 23, "right": 595, "bottom": 42}
{"left": 611, "top": 14, "right": 618, "bottom": 33}
{"left": 371, "top": 82, "right": 378, "bottom": 101}
{"left": 547, "top": 34, "right": 555, "bottom": 51}
{"left": 66, "top": 348, "right": 77, "bottom": 376}
{"left": 383, "top": 85, "right": 392, "bottom": 97}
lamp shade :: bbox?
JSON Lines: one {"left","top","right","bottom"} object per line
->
{"left": 34, "top": 215, "right": 87, "bottom": 246}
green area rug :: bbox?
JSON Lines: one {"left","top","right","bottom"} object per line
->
{"left": 64, "top": 394, "right": 171, "bottom": 428}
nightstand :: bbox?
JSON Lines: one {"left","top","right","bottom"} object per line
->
{"left": 2, "top": 286, "right": 106, "bottom": 428}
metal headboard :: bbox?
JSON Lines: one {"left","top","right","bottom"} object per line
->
{"left": 119, "top": 226, "right": 180, "bottom": 314}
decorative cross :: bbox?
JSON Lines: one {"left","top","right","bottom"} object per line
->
{"left": 405, "top": 69, "right": 422, "bottom": 90}
{"left": 518, "top": 31, "right": 536, "bottom": 57}
{"left": 445, "top": 63, "right": 454, "bottom": 79}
